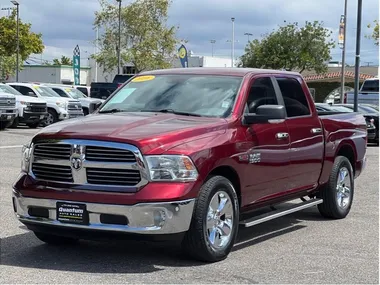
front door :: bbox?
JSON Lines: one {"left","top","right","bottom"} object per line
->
{"left": 240, "top": 76, "right": 291, "bottom": 206}
{"left": 274, "top": 76, "right": 324, "bottom": 192}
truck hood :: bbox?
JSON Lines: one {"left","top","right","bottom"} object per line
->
{"left": 14, "top": 95, "right": 47, "bottom": 103}
{"left": 34, "top": 112, "right": 227, "bottom": 154}
{"left": 0, "top": 92, "right": 16, "bottom": 99}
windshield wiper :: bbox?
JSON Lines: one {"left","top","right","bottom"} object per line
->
{"left": 141, "top": 109, "right": 201, "bottom": 117}
{"left": 98, "top": 108, "right": 126, "bottom": 114}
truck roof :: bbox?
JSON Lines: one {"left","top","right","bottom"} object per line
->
{"left": 139, "top": 67, "right": 301, "bottom": 77}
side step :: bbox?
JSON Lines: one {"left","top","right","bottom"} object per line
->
{"left": 240, "top": 198, "right": 323, "bottom": 228}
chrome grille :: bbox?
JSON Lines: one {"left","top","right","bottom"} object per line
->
{"left": 30, "top": 140, "right": 147, "bottom": 190}
{"left": 0, "top": 98, "right": 16, "bottom": 108}
{"left": 86, "top": 168, "right": 141, "bottom": 186}
{"left": 86, "top": 146, "right": 136, "bottom": 162}
{"left": 67, "top": 102, "right": 82, "bottom": 111}
{"left": 32, "top": 163, "right": 73, "bottom": 183}
{"left": 33, "top": 144, "right": 71, "bottom": 160}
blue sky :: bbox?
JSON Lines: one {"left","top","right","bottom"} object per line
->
{"left": 1, "top": 0, "right": 378, "bottom": 66}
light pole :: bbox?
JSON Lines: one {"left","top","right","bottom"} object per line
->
{"left": 339, "top": 0, "right": 348, "bottom": 103}
{"left": 11, "top": 0, "right": 19, "bottom": 82}
{"left": 353, "top": 0, "right": 363, "bottom": 112}
{"left": 244, "top": 32, "right": 253, "bottom": 43}
{"left": 210, "top": 40, "right": 216, "bottom": 57}
{"left": 116, "top": 0, "right": 121, "bottom": 75}
{"left": 231, "top": 17, "right": 235, "bottom": 67}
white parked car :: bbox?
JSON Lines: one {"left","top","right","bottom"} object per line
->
{"left": 42, "top": 84, "right": 104, "bottom": 115}
{"left": 0, "top": 83, "right": 48, "bottom": 128}
{"left": 7, "top": 83, "right": 84, "bottom": 126}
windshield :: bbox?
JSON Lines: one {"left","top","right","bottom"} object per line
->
{"left": 35, "top": 86, "right": 61, "bottom": 97}
{"left": 0, "top": 84, "right": 22, "bottom": 95}
{"left": 361, "top": 79, "right": 379, "bottom": 92}
{"left": 65, "top": 88, "right": 86, "bottom": 99}
{"left": 99, "top": 74, "right": 243, "bottom": 117}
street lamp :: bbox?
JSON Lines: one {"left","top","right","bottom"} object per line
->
{"left": 210, "top": 40, "right": 216, "bottom": 57}
{"left": 353, "top": 0, "right": 363, "bottom": 112}
{"left": 116, "top": 0, "right": 121, "bottom": 75}
{"left": 11, "top": 0, "right": 19, "bottom": 82}
{"left": 231, "top": 17, "right": 235, "bottom": 67}
{"left": 244, "top": 32, "right": 253, "bottom": 43}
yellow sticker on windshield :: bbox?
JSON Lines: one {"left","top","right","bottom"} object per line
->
{"left": 131, "top": 75, "right": 155, "bottom": 82}
{"left": 65, "top": 88, "right": 71, "bottom": 92}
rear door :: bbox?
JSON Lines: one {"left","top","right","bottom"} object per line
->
{"left": 274, "top": 76, "right": 324, "bottom": 192}
{"left": 241, "top": 75, "right": 291, "bottom": 205}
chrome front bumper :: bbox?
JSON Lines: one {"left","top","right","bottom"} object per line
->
{"left": 12, "top": 191, "right": 195, "bottom": 235}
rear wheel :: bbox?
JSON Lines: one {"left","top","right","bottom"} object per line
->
{"left": 9, "top": 117, "right": 19, "bottom": 128}
{"left": 0, "top": 121, "right": 8, "bottom": 130}
{"left": 34, "top": 231, "right": 79, "bottom": 245}
{"left": 317, "top": 156, "right": 354, "bottom": 219}
{"left": 181, "top": 175, "right": 239, "bottom": 262}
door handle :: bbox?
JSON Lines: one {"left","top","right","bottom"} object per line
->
{"left": 276, "top": 132, "right": 289, "bottom": 140}
{"left": 311, "top": 128, "right": 322, "bottom": 134}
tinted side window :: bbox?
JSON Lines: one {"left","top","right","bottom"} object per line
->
{"left": 245, "top": 77, "right": 278, "bottom": 113}
{"left": 53, "top": 88, "right": 69, "bottom": 97}
{"left": 77, "top": 87, "right": 88, "bottom": 96}
{"left": 13, "top": 86, "right": 35, "bottom": 96}
{"left": 276, "top": 78, "right": 310, "bottom": 117}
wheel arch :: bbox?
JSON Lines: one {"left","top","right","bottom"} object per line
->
{"left": 208, "top": 165, "right": 242, "bottom": 207}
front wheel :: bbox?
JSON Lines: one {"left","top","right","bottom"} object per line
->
{"left": 27, "top": 121, "right": 40, "bottom": 128}
{"left": 45, "top": 109, "right": 58, "bottom": 126}
{"left": 317, "top": 156, "right": 354, "bottom": 219}
{"left": 181, "top": 175, "right": 239, "bottom": 262}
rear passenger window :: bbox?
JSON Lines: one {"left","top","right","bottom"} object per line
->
{"left": 245, "top": 77, "right": 278, "bottom": 114}
{"left": 276, "top": 78, "right": 310, "bottom": 117}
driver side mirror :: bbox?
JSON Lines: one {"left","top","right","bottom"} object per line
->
{"left": 90, "top": 101, "right": 103, "bottom": 113}
{"left": 243, "top": 105, "right": 286, "bottom": 124}
{"left": 27, "top": 91, "right": 37, "bottom": 97}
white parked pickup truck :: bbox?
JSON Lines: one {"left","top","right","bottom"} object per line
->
{"left": 42, "top": 84, "right": 104, "bottom": 115}
{"left": 0, "top": 92, "right": 17, "bottom": 130}
{"left": 0, "top": 84, "right": 47, "bottom": 128}
{"left": 7, "top": 83, "right": 84, "bottom": 126}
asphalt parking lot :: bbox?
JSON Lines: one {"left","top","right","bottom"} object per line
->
{"left": 0, "top": 127, "right": 379, "bottom": 284}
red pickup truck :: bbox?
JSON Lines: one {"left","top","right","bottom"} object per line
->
{"left": 13, "top": 68, "right": 368, "bottom": 262}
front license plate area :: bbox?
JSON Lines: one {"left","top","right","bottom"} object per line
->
{"left": 56, "top": 202, "right": 89, "bottom": 225}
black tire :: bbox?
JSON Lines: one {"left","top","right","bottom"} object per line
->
{"left": 27, "top": 122, "right": 40, "bottom": 128}
{"left": 0, "top": 121, "right": 8, "bottom": 130}
{"left": 181, "top": 175, "right": 239, "bottom": 262}
{"left": 83, "top": 108, "right": 89, "bottom": 116}
{"left": 34, "top": 231, "right": 79, "bottom": 245}
{"left": 9, "top": 117, "right": 19, "bottom": 128}
{"left": 317, "top": 156, "right": 354, "bottom": 219}
{"left": 45, "top": 109, "right": 58, "bottom": 126}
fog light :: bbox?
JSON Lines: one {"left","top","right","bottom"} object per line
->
{"left": 153, "top": 210, "right": 166, "bottom": 227}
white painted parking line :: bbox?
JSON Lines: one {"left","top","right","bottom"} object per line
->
{"left": 0, "top": 145, "right": 23, "bottom": 149}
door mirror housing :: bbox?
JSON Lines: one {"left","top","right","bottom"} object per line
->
{"left": 244, "top": 105, "right": 286, "bottom": 124}
{"left": 27, "top": 91, "right": 37, "bottom": 97}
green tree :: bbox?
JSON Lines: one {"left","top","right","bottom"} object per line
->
{"left": 0, "top": 9, "right": 44, "bottom": 79}
{"left": 52, "top": 55, "right": 73, "bottom": 65}
{"left": 93, "top": 0, "right": 179, "bottom": 74}
{"left": 366, "top": 20, "right": 379, "bottom": 46}
{"left": 240, "top": 21, "right": 335, "bottom": 74}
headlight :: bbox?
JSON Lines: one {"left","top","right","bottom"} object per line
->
{"left": 21, "top": 142, "right": 32, "bottom": 173}
{"left": 19, "top": 101, "right": 30, "bottom": 106}
{"left": 145, "top": 155, "right": 198, "bottom": 181}
{"left": 56, "top": 101, "right": 67, "bottom": 109}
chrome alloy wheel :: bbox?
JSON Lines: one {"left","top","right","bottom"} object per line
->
{"left": 45, "top": 113, "right": 54, "bottom": 126}
{"left": 206, "top": 191, "right": 234, "bottom": 250}
{"left": 336, "top": 166, "right": 351, "bottom": 209}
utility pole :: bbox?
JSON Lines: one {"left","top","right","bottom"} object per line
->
{"left": 231, "top": 17, "right": 235, "bottom": 67}
{"left": 244, "top": 32, "right": 253, "bottom": 43}
{"left": 339, "top": 0, "right": 348, "bottom": 103}
{"left": 353, "top": 0, "right": 363, "bottom": 112}
{"left": 210, "top": 40, "right": 216, "bottom": 57}
{"left": 11, "top": 1, "right": 19, "bottom": 82}
{"left": 116, "top": 0, "right": 121, "bottom": 75}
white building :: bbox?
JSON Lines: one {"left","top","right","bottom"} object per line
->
{"left": 6, "top": 54, "right": 237, "bottom": 86}
{"left": 6, "top": 65, "right": 91, "bottom": 85}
